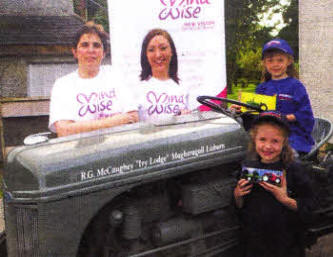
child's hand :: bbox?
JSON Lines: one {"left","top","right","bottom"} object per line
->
{"left": 285, "top": 114, "right": 296, "bottom": 122}
{"left": 234, "top": 179, "right": 253, "bottom": 208}
{"left": 259, "top": 177, "right": 287, "bottom": 203}
{"left": 259, "top": 175, "right": 297, "bottom": 211}
{"left": 234, "top": 179, "right": 253, "bottom": 197}
{"left": 229, "top": 104, "right": 242, "bottom": 113}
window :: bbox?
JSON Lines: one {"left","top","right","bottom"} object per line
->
{"left": 27, "top": 63, "right": 76, "bottom": 97}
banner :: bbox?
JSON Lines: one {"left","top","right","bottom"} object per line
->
{"left": 108, "top": 0, "right": 226, "bottom": 109}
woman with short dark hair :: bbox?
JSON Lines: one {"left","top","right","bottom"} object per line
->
{"left": 49, "top": 22, "right": 138, "bottom": 137}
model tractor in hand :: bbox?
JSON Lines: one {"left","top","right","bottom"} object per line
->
{"left": 241, "top": 168, "right": 260, "bottom": 183}
{"left": 241, "top": 166, "right": 282, "bottom": 186}
{"left": 262, "top": 172, "right": 282, "bottom": 185}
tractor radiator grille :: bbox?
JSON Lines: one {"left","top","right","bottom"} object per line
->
{"left": 16, "top": 206, "right": 39, "bottom": 257}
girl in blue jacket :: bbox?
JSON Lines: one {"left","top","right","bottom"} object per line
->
{"left": 256, "top": 39, "right": 314, "bottom": 154}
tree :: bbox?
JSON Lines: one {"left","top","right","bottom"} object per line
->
{"left": 87, "top": 0, "right": 109, "bottom": 32}
{"left": 73, "top": 0, "right": 109, "bottom": 32}
{"left": 236, "top": 41, "right": 262, "bottom": 83}
{"left": 225, "top": 0, "right": 281, "bottom": 93}
{"left": 277, "top": 0, "right": 299, "bottom": 60}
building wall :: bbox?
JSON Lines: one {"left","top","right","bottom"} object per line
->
{"left": 0, "top": 0, "right": 74, "bottom": 16}
{"left": 0, "top": 57, "right": 26, "bottom": 97}
{"left": 0, "top": 54, "right": 75, "bottom": 98}
{"left": 0, "top": 53, "right": 111, "bottom": 98}
{"left": 299, "top": 0, "right": 333, "bottom": 143}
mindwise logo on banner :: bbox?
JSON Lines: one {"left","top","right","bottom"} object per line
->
{"left": 159, "top": 0, "right": 211, "bottom": 20}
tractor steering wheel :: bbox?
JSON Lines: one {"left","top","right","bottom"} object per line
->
{"left": 197, "top": 95, "right": 268, "bottom": 117}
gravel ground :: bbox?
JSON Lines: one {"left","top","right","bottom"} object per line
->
{"left": 306, "top": 234, "right": 333, "bottom": 257}
{"left": 0, "top": 199, "right": 3, "bottom": 233}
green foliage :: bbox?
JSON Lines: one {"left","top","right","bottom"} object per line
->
{"left": 277, "top": 0, "right": 299, "bottom": 60}
{"left": 72, "top": 0, "right": 83, "bottom": 16}
{"left": 225, "top": 0, "right": 295, "bottom": 94}
{"left": 236, "top": 41, "right": 262, "bottom": 82}
{"left": 327, "top": 143, "right": 333, "bottom": 151}
{"left": 92, "top": 7, "right": 109, "bottom": 33}
{"left": 225, "top": 0, "right": 277, "bottom": 93}
{"left": 228, "top": 83, "right": 256, "bottom": 100}
{"left": 73, "top": 0, "right": 109, "bottom": 33}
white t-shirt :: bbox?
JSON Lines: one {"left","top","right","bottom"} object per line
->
{"left": 49, "top": 66, "right": 137, "bottom": 132}
{"left": 137, "top": 77, "right": 189, "bottom": 123}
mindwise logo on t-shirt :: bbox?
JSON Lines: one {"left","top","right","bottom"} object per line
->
{"left": 146, "top": 90, "right": 187, "bottom": 115}
{"left": 76, "top": 89, "right": 116, "bottom": 118}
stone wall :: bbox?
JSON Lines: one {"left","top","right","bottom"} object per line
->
{"left": 299, "top": 0, "right": 333, "bottom": 142}
{"left": 0, "top": 0, "right": 74, "bottom": 16}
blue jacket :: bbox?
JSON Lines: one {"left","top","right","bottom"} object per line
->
{"left": 256, "top": 77, "right": 314, "bottom": 153}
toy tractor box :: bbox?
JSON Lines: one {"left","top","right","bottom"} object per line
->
{"left": 241, "top": 166, "right": 283, "bottom": 186}
{"left": 240, "top": 92, "right": 276, "bottom": 113}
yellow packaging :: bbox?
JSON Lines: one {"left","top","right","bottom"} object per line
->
{"left": 240, "top": 92, "right": 276, "bottom": 113}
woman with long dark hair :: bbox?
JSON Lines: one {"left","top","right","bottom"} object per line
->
{"left": 137, "top": 29, "right": 189, "bottom": 123}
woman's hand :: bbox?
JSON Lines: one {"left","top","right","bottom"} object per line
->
{"left": 55, "top": 111, "right": 139, "bottom": 137}
{"left": 259, "top": 175, "right": 297, "bottom": 211}
{"left": 122, "top": 111, "right": 139, "bottom": 124}
{"left": 104, "top": 111, "right": 138, "bottom": 125}
{"left": 174, "top": 109, "right": 191, "bottom": 116}
{"left": 180, "top": 109, "right": 192, "bottom": 115}
{"left": 234, "top": 179, "right": 253, "bottom": 208}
